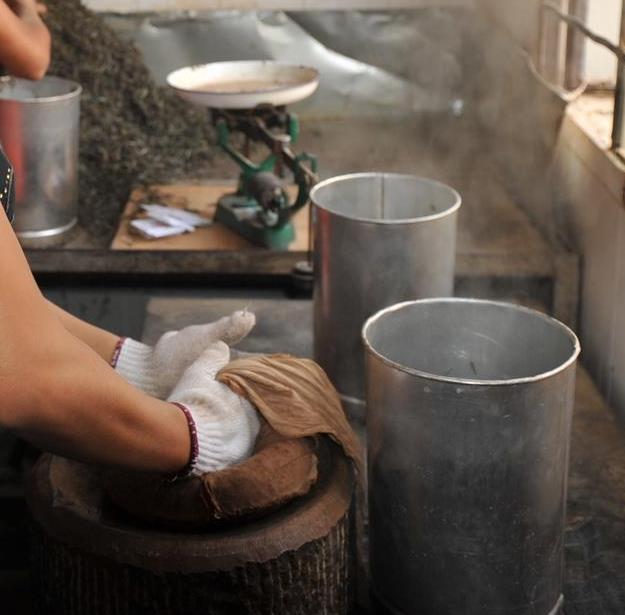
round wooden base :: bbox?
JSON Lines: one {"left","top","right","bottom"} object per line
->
{"left": 27, "top": 443, "right": 355, "bottom": 615}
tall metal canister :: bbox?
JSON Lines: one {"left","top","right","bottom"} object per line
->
{"left": 311, "top": 173, "right": 461, "bottom": 420}
{"left": 0, "top": 76, "right": 81, "bottom": 238}
{"left": 363, "top": 299, "right": 580, "bottom": 615}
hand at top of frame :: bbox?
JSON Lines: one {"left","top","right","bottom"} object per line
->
{"left": 5, "top": 0, "right": 46, "bottom": 20}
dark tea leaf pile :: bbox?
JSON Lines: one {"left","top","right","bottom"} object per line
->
{"left": 45, "top": 0, "right": 218, "bottom": 238}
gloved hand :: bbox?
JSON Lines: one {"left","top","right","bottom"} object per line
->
{"left": 111, "top": 310, "right": 255, "bottom": 400}
{"left": 168, "top": 340, "right": 261, "bottom": 477}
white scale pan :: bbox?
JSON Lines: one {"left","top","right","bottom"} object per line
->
{"left": 167, "top": 61, "right": 320, "bottom": 109}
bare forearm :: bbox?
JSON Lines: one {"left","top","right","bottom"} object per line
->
{"left": 0, "top": 213, "right": 189, "bottom": 473}
{"left": 0, "top": 1, "right": 50, "bottom": 80}
{"left": 47, "top": 300, "right": 120, "bottom": 363}
{"left": 8, "top": 328, "right": 190, "bottom": 472}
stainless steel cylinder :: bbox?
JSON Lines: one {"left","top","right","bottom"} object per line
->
{"left": 311, "top": 173, "right": 461, "bottom": 419}
{"left": 363, "top": 299, "right": 581, "bottom": 615}
{"left": 0, "top": 76, "right": 81, "bottom": 238}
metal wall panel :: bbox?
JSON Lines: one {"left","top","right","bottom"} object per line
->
{"left": 103, "top": 10, "right": 473, "bottom": 117}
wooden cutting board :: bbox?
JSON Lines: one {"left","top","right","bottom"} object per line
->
{"left": 110, "top": 182, "right": 308, "bottom": 251}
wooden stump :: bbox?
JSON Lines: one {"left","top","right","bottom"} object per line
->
{"left": 27, "top": 443, "right": 355, "bottom": 615}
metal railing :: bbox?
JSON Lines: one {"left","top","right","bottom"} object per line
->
{"left": 540, "top": 0, "right": 625, "bottom": 154}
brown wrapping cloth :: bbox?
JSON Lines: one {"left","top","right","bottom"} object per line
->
{"left": 218, "top": 354, "right": 364, "bottom": 476}
{"left": 105, "top": 354, "right": 361, "bottom": 529}
{"left": 105, "top": 421, "right": 318, "bottom": 528}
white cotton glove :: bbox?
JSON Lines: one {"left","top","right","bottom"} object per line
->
{"left": 111, "top": 310, "right": 255, "bottom": 400}
{"left": 168, "top": 340, "right": 261, "bottom": 476}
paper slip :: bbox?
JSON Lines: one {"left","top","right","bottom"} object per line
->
{"left": 141, "top": 204, "right": 212, "bottom": 228}
{"left": 130, "top": 218, "right": 188, "bottom": 240}
{"left": 142, "top": 209, "right": 195, "bottom": 233}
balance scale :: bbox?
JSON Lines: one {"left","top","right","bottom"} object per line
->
{"left": 167, "top": 61, "right": 320, "bottom": 250}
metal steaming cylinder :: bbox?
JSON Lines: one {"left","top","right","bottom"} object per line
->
{"left": 311, "top": 173, "right": 461, "bottom": 420}
{"left": 363, "top": 299, "right": 580, "bottom": 615}
{"left": 0, "top": 76, "right": 81, "bottom": 238}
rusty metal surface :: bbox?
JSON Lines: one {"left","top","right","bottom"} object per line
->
{"left": 143, "top": 297, "right": 625, "bottom": 614}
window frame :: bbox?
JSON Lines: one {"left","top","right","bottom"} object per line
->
{"left": 539, "top": 0, "right": 625, "bottom": 155}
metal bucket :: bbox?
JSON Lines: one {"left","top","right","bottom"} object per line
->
{"left": 311, "top": 173, "right": 461, "bottom": 420}
{"left": 0, "top": 76, "right": 81, "bottom": 238}
{"left": 362, "top": 299, "right": 580, "bottom": 615}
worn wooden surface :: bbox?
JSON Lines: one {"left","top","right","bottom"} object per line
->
{"left": 143, "top": 296, "right": 625, "bottom": 614}
{"left": 110, "top": 183, "right": 306, "bottom": 252}
{"left": 30, "top": 516, "right": 352, "bottom": 615}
